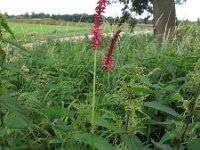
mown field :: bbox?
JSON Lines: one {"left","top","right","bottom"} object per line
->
{"left": 6, "top": 19, "right": 152, "bottom": 42}
{"left": 1, "top": 18, "right": 200, "bottom": 150}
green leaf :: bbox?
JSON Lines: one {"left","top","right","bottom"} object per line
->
{"left": 0, "top": 47, "right": 6, "bottom": 63}
{"left": 168, "top": 77, "right": 185, "bottom": 84}
{"left": 0, "top": 95, "right": 22, "bottom": 113}
{"left": 87, "top": 115, "right": 124, "bottom": 133}
{"left": 48, "top": 139, "right": 61, "bottom": 144}
{"left": 151, "top": 140, "right": 172, "bottom": 150}
{"left": 170, "top": 93, "right": 184, "bottom": 101}
{"left": 2, "top": 63, "right": 23, "bottom": 75}
{"left": 160, "top": 131, "right": 176, "bottom": 143}
{"left": 148, "top": 67, "right": 161, "bottom": 82}
{"left": 166, "top": 64, "right": 176, "bottom": 79}
{"left": 4, "top": 113, "right": 29, "bottom": 128}
{"left": 0, "top": 95, "right": 32, "bottom": 128}
{"left": 2, "top": 38, "right": 27, "bottom": 52}
{"left": 140, "top": 75, "right": 162, "bottom": 89}
{"left": 144, "top": 101, "right": 182, "bottom": 119}
{"left": 148, "top": 120, "right": 174, "bottom": 125}
{"left": 133, "top": 86, "right": 153, "bottom": 94}
{"left": 188, "top": 139, "right": 200, "bottom": 150}
{"left": 122, "top": 134, "right": 151, "bottom": 150}
{"left": 74, "top": 132, "right": 115, "bottom": 150}
{"left": 39, "top": 107, "right": 75, "bottom": 118}
{"left": 0, "top": 15, "right": 15, "bottom": 38}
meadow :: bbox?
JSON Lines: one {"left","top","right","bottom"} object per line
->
{"left": 0, "top": 15, "right": 200, "bottom": 150}
{"left": 6, "top": 19, "right": 152, "bottom": 42}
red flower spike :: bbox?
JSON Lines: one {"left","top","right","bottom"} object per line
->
{"left": 102, "top": 30, "right": 121, "bottom": 73}
{"left": 91, "top": 0, "right": 107, "bottom": 51}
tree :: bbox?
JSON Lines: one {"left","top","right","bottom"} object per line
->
{"left": 23, "top": 12, "right": 30, "bottom": 19}
{"left": 109, "top": 0, "right": 186, "bottom": 45}
{"left": 152, "top": 0, "right": 176, "bottom": 45}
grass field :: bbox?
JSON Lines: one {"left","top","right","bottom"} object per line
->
{"left": 6, "top": 19, "right": 152, "bottom": 42}
{"left": 7, "top": 22, "right": 92, "bottom": 42}
{"left": 1, "top": 13, "right": 200, "bottom": 150}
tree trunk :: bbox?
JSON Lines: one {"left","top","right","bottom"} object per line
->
{"left": 152, "top": 0, "right": 176, "bottom": 46}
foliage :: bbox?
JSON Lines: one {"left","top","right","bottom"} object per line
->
{"left": 109, "top": 0, "right": 187, "bottom": 16}
{"left": 6, "top": 12, "right": 96, "bottom": 23}
{"left": 0, "top": 14, "right": 30, "bottom": 149}
{"left": 108, "top": 0, "right": 187, "bottom": 33}
{"left": 5, "top": 11, "right": 153, "bottom": 25}
{"left": 0, "top": 13, "right": 200, "bottom": 150}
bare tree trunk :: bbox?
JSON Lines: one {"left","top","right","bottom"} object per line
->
{"left": 152, "top": 0, "right": 176, "bottom": 46}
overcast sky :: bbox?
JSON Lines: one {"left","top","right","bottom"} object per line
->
{"left": 0, "top": 0, "right": 199, "bottom": 21}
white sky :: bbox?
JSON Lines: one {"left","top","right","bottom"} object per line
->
{"left": 0, "top": 0, "right": 199, "bottom": 21}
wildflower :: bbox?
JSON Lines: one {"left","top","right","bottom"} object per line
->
{"left": 91, "top": 0, "right": 107, "bottom": 51}
{"left": 102, "top": 30, "right": 121, "bottom": 73}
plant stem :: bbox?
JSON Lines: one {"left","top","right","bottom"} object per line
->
{"left": 176, "top": 123, "right": 189, "bottom": 150}
{"left": 125, "top": 113, "right": 129, "bottom": 131}
{"left": 107, "top": 72, "right": 110, "bottom": 90}
{"left": 91, "top": 51, "right": 97, "bottom": 150}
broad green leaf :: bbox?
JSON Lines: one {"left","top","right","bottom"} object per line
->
{"left": 50, "top": 118, "right": 71, "bottom": 132}
{"left": 0, "top": 95, "right": 32, "bottom": 128}
{"left": 87, "top": 115, "right": 124, "bottom": 133}
{"left": 39, "top": 107, "right": 75, "bottom": 118}
{"left": 122, "top": 134, "right": 151, "bottom": 150}
{"left": 3, "top": 63, "right": 24, "bottom": 75}
{"left": 0, "top": 95, "right": 22, "bottom": 113}
{"left": 188, "top": 139, "right": 200, "bottom": 150}
{"left": 144, "top": 101, "right": 182, "bottom": 119}
{"left": 140, "top": 75, "right": 162, "bottom": 89}
{"left": 4, "top": 113, "right": 29, "bottom": 128}
{"left": 148, "top": 68, "right": 161, "bottom": 80}
{"left": 166, "top": 64, "right": 176, "bottom": 79}
{"left": 74, "top": 132, "right": 115, "bottom": 150}
{"left": 151, "top": 140, "right": 172, "bottom": 150}
{"left": 133, "top": 86, "right": 153, "bottom": 94}
{"left": 170, "top": 93, "right": 184, "bottom": 101}
{"left": 160, "top": 131, "right": 176, "bottom": 143}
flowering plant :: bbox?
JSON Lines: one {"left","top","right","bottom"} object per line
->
{"left": 91, "top": 0, "right": 107, "bottom": 51}
{"left": 102, "top": 30, "right": 121, "bottom": 73}
{"left": 90, "top": 0, "right": 121, "bottom": 149}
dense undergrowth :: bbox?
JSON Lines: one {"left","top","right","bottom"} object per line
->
{"left": 0, "top": 18, "right": 200, "bottom": 149}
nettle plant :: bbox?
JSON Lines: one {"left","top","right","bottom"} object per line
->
{"left": 0, "top": 14, "right": 30, "bottom": 148}
{"left": 90, "top": 0, "right": 121, "bottom": 149}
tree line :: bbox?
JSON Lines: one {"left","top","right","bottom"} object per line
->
{"left": 4, "top": 12, "right": 152, "bottom": 24}
{"left": 6, "top": 12, "right": 95, "bottom": 23}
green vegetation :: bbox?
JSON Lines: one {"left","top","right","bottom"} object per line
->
{"left": 1, "top": 17, "right": 200, "bottom": 149}
{"left": 5, "top": 20, "right": 152, "bottom": 43}
{"left": 7, "top": 21, "right": 91, "bottom": 42}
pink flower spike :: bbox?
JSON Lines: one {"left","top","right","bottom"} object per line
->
{"left": 102, "top": 30, "right": 121, "bottom": 73}
{"left": 91, "top": 0, "right": 107, "bottom": 51}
